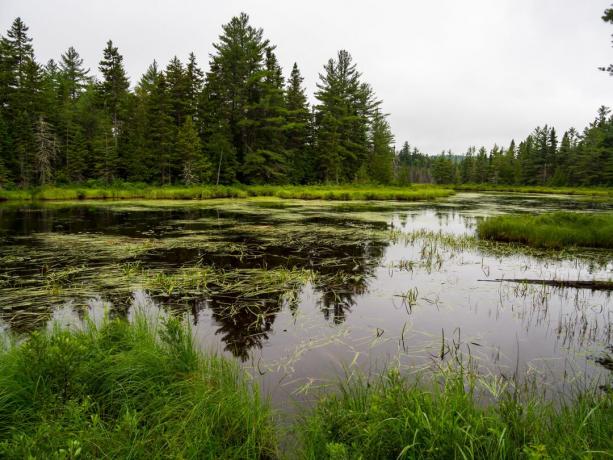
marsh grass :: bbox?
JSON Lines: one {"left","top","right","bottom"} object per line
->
{"left": 297, "top": 368, "right": 613, "bottom": 460}
{"left": 0, "top": 184, "right": 456, "bottom": 202}
{"left": 477, "top": 212, "right": 613, "bottom": 249}
{"left": 453, "top": 184, "right": 613, "bottom": 197}
{"left": 0, "top": 301, "right": 611, "bottom": 459}
{"left": 0, "top": 306, "right": 276, "bottom": 459}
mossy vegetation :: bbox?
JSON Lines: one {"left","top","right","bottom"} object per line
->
{"left": 477, "top": 212, "right": 613, "bottom": 249}
{"left": 0, "top": 308, "right": 276, "bottom": 459}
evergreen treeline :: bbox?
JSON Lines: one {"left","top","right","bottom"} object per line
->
{"left": 0, "top": 14, "right": 395, "bottom": 188}
{"left": 0, "top": 14, "right": 610, "bottom": 189}
{"left": 421, "top": 109, "right": 613, "bottom": 186}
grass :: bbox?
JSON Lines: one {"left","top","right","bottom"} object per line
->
{"left": 0, "top": 305, "right": 611, "bottom": 459}
{"left": 0, "top": 306, "right": 276, "bottom": 459}
{"left": 298, "top": 369, "right": 613, "bottom": 459}
{"left": 2, "top": 183, "right": 612, "bottom": 203}
{"left": 0, "top": 184, "right": 456, "bottom": 202}
{"left": 453, "top": 183, "right": 613, "bottom": 197}
{"left": 477, "top": 212, "right": 613, "bottom": 249}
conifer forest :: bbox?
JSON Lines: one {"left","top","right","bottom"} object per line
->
{"left": 0, "top": 13, "right": 611, "bottom": 189}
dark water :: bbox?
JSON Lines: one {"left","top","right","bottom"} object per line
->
{"left": 0, "top": 192, "right": 611, "bottom": 405}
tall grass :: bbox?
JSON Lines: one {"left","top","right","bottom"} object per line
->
{"left": 477, "top": 212, "right": 613, "bottom": 249}
{"left": 1, "top": 300, "right": 611, "bottom": 458}
{"left": 454, "top": 183, "right": 613, "bottom": 197}
{"left": 298, "top": 369, "right": 613, "bottom": 459}
{"left": 1, "top": 184, "right": 455, "bottom": 202}
{"left": 0, "top": 307, "right": 276, "bottom": 459}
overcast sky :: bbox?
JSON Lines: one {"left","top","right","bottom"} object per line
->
{"left": 1, "top": 0, "right": 612, "bottom": 153}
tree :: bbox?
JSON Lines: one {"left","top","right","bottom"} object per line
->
{"left": 65, "top": 121, "right": 88, "bottom": 182}
{"left": 285, "top": 63, "right": 311, "bottom": 183}
{"left": 34, "top": 115, "right": 58, "bottom": 185}
{"left": 601, "top": 5, "right": 613, "bottom": 75}
{"left": 431, "top": 154, "right": 454, "bottom": 184}
{"left": 185, "top": 52, "right": 204, "bottom": 119}
{"left": 59, "top": 46, "right": 90, "bottom": 101}
{"left": 97, "top": 40, "right": 129, "bottom": 128}
{"left": 367, "top": 110, "right": 395, "bottom": 184}
{"left": 3, "top": 17, "right": 34, "bottom": 87}
{"left": 243, "top": 47, "right": 288, "bottom": 184}
{"left": 202, "top": 12, "right": 270, "bottom": 180}
{"left": 177, "top": 116, "right": 211, "bottom": 184}
{"left": 314, "top": 50, "right": 378, "bottom": 183}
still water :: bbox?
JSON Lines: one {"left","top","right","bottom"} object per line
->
{"left": 0, "top": 192, "right": 611, "bottom": 404}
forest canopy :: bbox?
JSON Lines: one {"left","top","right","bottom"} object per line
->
{"left": 0, "top": 13, "right": 611, "bottom": 188}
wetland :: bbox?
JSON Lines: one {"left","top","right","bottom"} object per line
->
{"left": 1, "top": 192, "right": 612, "bottom": 457}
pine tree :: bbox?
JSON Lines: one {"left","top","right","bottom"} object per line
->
{"left": 203, "top": 13, "right": 269, "bottom": 180}
{"left": 177, "top": 115, "right": 211, "bottom": 184}
{"left": 367, "top": 110, "right": 395, "bottom": 184}
{"left": 4, "top": 18, "right": 34, "bottom": 87}
{"left": 98, "top": 40, "right": 129, "bottom": 119}
{"left": 314, "top": 50, "right": 378, "bottom": 183}
{"left": 243, "top": 47, "right": 288, "bottom": 184}
{"left": 165, "top": 56, "right": 189, "bottom": 126}
{"left": 285, "top": 63, "right": 311, "bottom": 183}
{"left": 59, "top": 46, "right": 90, "bottom": 101}
{"left": 185, "top": 52, "right": 204, "bottom": 119}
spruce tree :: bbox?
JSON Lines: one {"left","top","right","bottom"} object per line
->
{"left": 285, "top": 63, "right": 311, "bottom": 183}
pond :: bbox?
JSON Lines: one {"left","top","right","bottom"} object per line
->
{"left": 0, "top": 192, "right": 611, "bottom": 407}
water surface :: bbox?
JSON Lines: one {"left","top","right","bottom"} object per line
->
{"left": 0, "top": 192, "right": 611, "bottom": 405}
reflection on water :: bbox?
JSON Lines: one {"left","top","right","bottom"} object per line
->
{"left": 0, "top": 193, "right": 611, "bottom": 400}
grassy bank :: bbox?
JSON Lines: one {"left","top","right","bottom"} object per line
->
{"left": 2, "top": 183, "right": 612, "bottom": 202}
{"left": 0, "top": 184, "right": 455, "bottom": 202}
{"left": 0, "top": 310, "right": 276, "bottom": 459}
{"left": 1, "top": 308, "right": 612, "bottom": 458}
{"left": 454, "top": 183, "right": 613, "bottom": 197}
{"left": 299, "top": 370, "right": 612, "bottom": 459}
{"left": 477, "top": 212, "right": 613, "bottom": 249}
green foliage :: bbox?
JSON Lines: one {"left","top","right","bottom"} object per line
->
{"left": 313, "top": 50, "right": 379, "bottom": 183}
{"left": 477, "top": 212, "right": 613, "bottom": 249}
{"left": 0, "top": 15, "right": 610, "bottom": 189}
{"left": 0, "top": 183, "right": 455, "bottom": 202}
{"left": 177, "top": 115, "right": 211, "bottom": 184}
{"left": 0, "top": 310, "right": 277, "bottom": 458}
{"left": 298, "top": 369, "right": 613, "bottom": 459}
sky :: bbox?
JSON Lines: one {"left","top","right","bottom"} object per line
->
{"left": 1, "top": 0, "right": 612, "bottom": 154}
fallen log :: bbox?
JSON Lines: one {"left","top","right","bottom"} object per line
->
{"left": 478, "top": 278, "right": 613, "bottom": 291}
